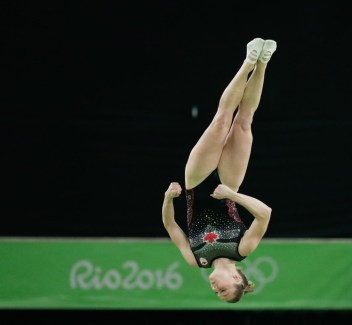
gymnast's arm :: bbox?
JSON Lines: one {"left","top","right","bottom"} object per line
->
{"left": 210, "top": 184, "right": 272, "bottom": 256}
{"left": 162, "top": 182, "right": 198, "bottom": 267}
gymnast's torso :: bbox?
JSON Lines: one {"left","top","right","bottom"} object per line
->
{"left": 185, "top": 170, "right": 247, "bottom": 268}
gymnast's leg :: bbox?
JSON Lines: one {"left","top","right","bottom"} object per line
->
{"left": 184, "top": 39, "right": 265, "bottom": 190}
{"left": 217, "top": 40, "right": 277, "bottom": 191}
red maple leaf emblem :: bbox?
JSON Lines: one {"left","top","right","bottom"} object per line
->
{"left": 204, "top": 232, "right": 218, "bottom": 243}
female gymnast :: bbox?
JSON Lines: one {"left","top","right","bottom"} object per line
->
{"left": 162, "top": 37, "right": 277, "bottom": 303}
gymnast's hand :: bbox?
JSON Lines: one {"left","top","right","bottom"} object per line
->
{"left": 165, "top": 182, "right": 182, "bottom": 199}
{"left": 210, "top": 184, "right": 234, "bottom": 200}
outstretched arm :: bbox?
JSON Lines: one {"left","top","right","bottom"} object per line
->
{"left": 211, "top": 184, "right": 272, "bottom": 256}
{"left": 162, "top": 182, "right": 198, "bottom": 267}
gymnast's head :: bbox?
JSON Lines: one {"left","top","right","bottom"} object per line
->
{"left": 209, "top": 264, "right": 254, "bottom": 303}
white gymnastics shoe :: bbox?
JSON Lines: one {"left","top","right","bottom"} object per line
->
{"left": 246, "top": 38, "right": 265, "bottom": 64}
{"left": 258, "top": 40, "right": 277, "bottom": 64}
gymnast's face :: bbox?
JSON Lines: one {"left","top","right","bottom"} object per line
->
{"left": 209, "top": 269, "right": 238, "bottom": 301}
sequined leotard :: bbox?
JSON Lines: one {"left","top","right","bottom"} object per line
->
{"left": 186, "top": 170, "right": 247, "bottom": 268}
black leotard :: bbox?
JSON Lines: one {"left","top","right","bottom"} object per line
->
{"left": 186, "top": 170, "right": 247, "bottom": 268}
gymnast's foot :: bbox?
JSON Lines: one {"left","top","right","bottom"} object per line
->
{"left": 246, "top": 38, "right": 265, "bottom": 64}
{"left": 258, "top": 40, "right": 277, "bottom": 64}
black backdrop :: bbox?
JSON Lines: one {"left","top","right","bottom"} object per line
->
{"left": 2, "top": 1, "right": 352, "bottom": 323}
{"left": 2, "top": 1, "right": 352, "bottom": 238}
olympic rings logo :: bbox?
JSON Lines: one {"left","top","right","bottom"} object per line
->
{"left": 200, "top": 256, "right": 278, "bottom": 293}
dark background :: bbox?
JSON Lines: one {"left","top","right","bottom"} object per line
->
{"left": 1, "top": 1, "right": 352, "bottom": 323}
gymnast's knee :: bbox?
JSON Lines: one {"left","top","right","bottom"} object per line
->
{"left": 211, "top": 112, "right": 233, "bottom": 133}
{"left": 233, "top": 114, "right": 253, "bottom": 132}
